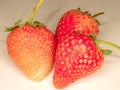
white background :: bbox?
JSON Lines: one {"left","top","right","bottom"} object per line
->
{"left": 0, "top": 0, "right": 120, "bottom": 90}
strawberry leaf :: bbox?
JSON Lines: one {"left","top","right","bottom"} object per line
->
{"left": 102, "top": 49, "right": 112, "bottom": 55}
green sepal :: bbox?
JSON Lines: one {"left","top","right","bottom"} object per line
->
{"left": 4, "top": 19, "right": 24, "bottom": 32}
{"left": 14, "top": 19, "right": 24, "bottom": 28}
{"left": 25, "top": 21, "right": 46, "bottom": 27}
{"left": 4, "top": 20, "right": 46, "bottom": 32}
{"left": 15, "top": 19, "right": 22, "bottom": 26}
{"left": 77, "top": 7, "right": 81, "bottom": 11}
{"left": 4, "top": 27, "right": 14, "bottom": 32}
{"left": 102, "top": 49, "right": 112, "bottom": 55}
{"left": 85, "top": 11, "right": 91, "bottom": 16}
{"left": 95, "top": 19, "right": 100, "bottom": 25}
{"left": 33, "top": 21, "right": 46, "bottom": 27}
{"left": 89, "top": 34, "right": 96, "bottom": 40}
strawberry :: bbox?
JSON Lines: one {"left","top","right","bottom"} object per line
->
{"left": 53, "top": 33, "right": 104, "bottom": 89}
{"left": 5, "top": 0, "right": 56, "bottom": 81}
{"left": 55, "top": 8, "right": 104, "bottom": 42}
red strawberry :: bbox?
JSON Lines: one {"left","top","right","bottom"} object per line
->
{"left": 6, "top": 0, "right": 56, "bottom": 81}
{"left": 53, "top": 33, "right": 104, "bottom": 89}
{"left": 56, "top": 9, "right": 103, "bottom": 42}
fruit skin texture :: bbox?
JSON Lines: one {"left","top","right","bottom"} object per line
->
{"left": 56, "top": 9, "right": 99, "bottom": 42}
{"left": 53, "top": 33, "right": 104, "bottom": 89}
{"left": 7, "top": 25, "right": 56, "bottom": 81}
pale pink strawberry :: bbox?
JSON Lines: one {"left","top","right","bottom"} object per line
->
{"left": 6, "top": 0, "right": 56, "bottom": 81}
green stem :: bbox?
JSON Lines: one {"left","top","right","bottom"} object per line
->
{"left": 28, "top": 0, "right": 44, "bottom": 24}
{"left": 92, "top": 12, "right": 104, "bottom": 17}
{"left": 95, "top": 40, "right": 120, "bottom": 50}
